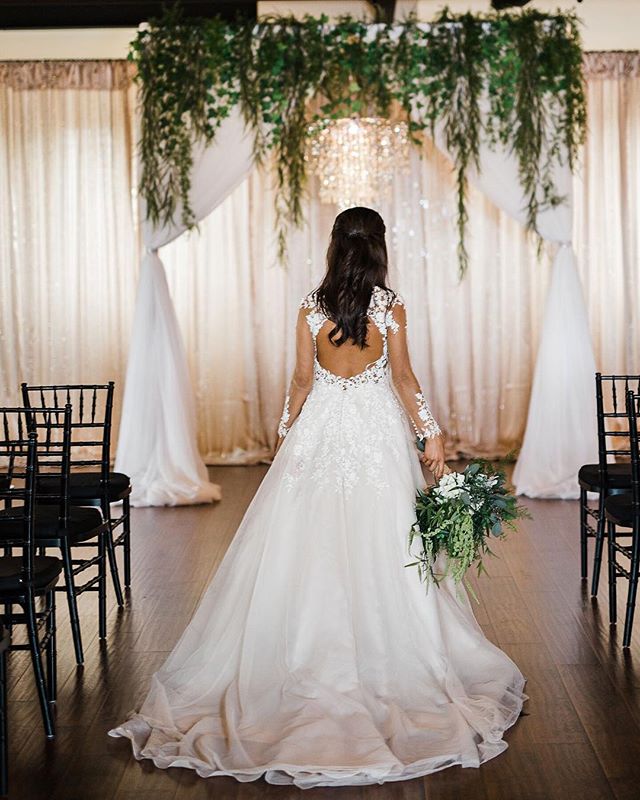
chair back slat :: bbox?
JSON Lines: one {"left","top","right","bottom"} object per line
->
{"left": 0, "top": 411, "right": 42, "bottom": 582}
{"left": 0, "top": 409, "right": 36, "bottom": 487}
{"left": 5, "top": 406, "right": 72, "bottom": 527}
{"left": 21, "top": 383, "right": 114, "bottom": 484}
{"left": 627, "top": 391, "right": 640, "bottom": 509}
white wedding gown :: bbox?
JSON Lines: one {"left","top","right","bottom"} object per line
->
{"left": 110, "top": 288, "right": 526, "bottom": 788}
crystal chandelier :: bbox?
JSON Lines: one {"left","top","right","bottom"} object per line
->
{"left": 306, "top": 117, "right": 410, "bottom": 209}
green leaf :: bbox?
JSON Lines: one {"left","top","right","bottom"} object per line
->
{"left": 133, "top": 7, "right": 586, "bottom": 272}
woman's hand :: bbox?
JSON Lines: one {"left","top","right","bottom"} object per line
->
{"left": 419, "top": 434, "right": 445, "bottom": 481}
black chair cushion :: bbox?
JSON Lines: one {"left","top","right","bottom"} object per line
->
{"left": 578, "top": 463, "right": 632, "bottom": 492}
{"left": 0, "top": 505, "right": 104, "bottom": 543}
{"left": 605, "top": 493, "right": 638, "bottom": 527}
{"left": 37, "top": 471, "right": 131, "bottom": 502}
{"left": 0, "top": 555, "right": 62, "bottom": 592}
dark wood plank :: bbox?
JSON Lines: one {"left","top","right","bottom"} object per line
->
{"left": 481, "top": 742, "right": 615, "bottom": 800}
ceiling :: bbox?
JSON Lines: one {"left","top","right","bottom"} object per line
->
{"left": 0, "top": 1, "right": 258, "bottom": 28}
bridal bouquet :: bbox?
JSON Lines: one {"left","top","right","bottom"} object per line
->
{"left": 408, "top": 462, "right": 528, "bottom": 597}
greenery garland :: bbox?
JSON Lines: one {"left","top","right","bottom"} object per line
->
{"left": 130, "top": 5, "right": 586, "bottom": 273}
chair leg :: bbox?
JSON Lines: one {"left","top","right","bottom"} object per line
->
{"left": 1, "top": 607, "right": 10, "bottom": 638}
{"left": 580, "top": 488, "right": 588, "bottom": 580}
{"left": 98, "top": 531, "right": 107, "bottom": 640}
{"left": 45, "top": 590, "right": 56, "bottom": 704}
{"left": 60, "top": 541, "right": 83, "bottom": 665}
{"left": 0, "top": 646, "right": 7, "bottom": 798}
{"left": 591, "top": 492, "right": 607, "bottom": 597}
{"left": 24, "top": 594, "right": 55, "bottom": 739}
{"left": 2, "top": 554, "right": 11, "bottom": 637}
{"left": 101, "top": 502, "right": 124, "bottom": 608}
{"left": 123, "top": 495, "right": 131, "bottom": 590}
{"left": 623, "top": 525, "right": 640, "bottom": 648}
{"left": 608, "top": 520, "right": 618, "bottom": 625}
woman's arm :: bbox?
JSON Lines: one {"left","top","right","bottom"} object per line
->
{"left": 387, "top": 300, "right": 445, "bottom": 479}
{"left": 275, "top": 308, "right": 315, "bottom": 452}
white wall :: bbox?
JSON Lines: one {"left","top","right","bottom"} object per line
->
{"left": 0, "top": 0, "right": 637, "bottom": 59}
{"left": 417, "top": 1, "right": 640, "bottom": 50}
{"left": 0, "top": 27, "right": 136, "bottom": 59}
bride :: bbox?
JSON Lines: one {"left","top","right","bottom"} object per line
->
{"left": 110, "top": 206, "right": 526, "bottom": 788}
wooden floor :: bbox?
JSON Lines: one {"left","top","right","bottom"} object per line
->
{"left": 6, "top": 464, "right": 640, "bottom": 800}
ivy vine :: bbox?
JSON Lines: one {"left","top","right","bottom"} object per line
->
{"left": 129, "top": 5, "right": 586, "bottom": 273}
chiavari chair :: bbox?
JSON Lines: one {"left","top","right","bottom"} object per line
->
{"left": 0, "top": 412, "right": 60, "bottom": 738}
{"left": 578, "top": 373, "right": 639, "bottom": 595}
{"left": 0, "top": 405, "right": 110, "bottom": 664}
{"left": 21, "top": 383, "right": 132, "bottom": 602}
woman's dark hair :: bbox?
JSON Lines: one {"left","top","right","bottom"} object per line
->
{"left": 315, "top": 206, "right": 393, "bottom": 349}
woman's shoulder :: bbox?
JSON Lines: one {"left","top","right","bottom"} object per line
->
{"left": 372, "top": 285, "right": 404, "bottom": 308}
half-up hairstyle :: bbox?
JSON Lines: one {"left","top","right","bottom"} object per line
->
{"left": 315, "top": 207, "right": 393, "bottom": 349}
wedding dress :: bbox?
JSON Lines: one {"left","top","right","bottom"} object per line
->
{"left": 110, "top": 287, "right": 526, "bottom": 788}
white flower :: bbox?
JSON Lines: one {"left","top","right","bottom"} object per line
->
{"left": 433, "top": 471, "right": 466, "bottom": 502}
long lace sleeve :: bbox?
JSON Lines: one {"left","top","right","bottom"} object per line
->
{"left": 277, "top": 306, "right": 315, "bottom": 441}
{"left": 386, "top": 297, "right": 442, "bottom": 441}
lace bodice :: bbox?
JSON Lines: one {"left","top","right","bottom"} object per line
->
{"left": 277, "top": 286, "right": 441, "bottom": 449}
{"left": 300, "top": 286, "right": 401, "bottom": 390}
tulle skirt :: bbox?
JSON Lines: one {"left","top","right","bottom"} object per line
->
{"left": 110, "top": 380, "right": 526, "bottom": 787}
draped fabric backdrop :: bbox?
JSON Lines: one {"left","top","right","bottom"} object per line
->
{"left": 1, "top": 54, "right": 639, "bottom": 479}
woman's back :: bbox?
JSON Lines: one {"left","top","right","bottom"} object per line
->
{"left": 315, "top": 319, "right": 384, "bottom": 379}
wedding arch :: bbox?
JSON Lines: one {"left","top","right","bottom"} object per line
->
{"left": 115, "top": 7, "right": 596, "bottom": 506}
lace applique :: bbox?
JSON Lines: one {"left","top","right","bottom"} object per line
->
{"left": 282, "top": 384, "right": 403, "bottom": 496}
{"left": 414, "top": 392, "right": 441, "bottom": 440}
{"left": 314, "top": 356, "right": 388, "bottom": 390}
{"left": 278, "top": 395, "right": 291, "bottom": 438}
{"left": 367, "top": 288, "right": 404, "bottom": 336}
{"left": 385, "top": 309, "right": 399, "bottom": 335}
{"left": 385, "top": 295, "right": 405, "bottom": 334}
{"left": 300, "top": 293, "right": 327, "bottom": 338}
{"left": 305, "top": 311, "right": 326, "bottom": 338}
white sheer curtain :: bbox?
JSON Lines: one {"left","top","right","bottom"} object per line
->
{"left": 0, "top": 62, "right": 137, "bottom": 440}
{"left": 575, "top": 58, "right": 640, "bottom": 372}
